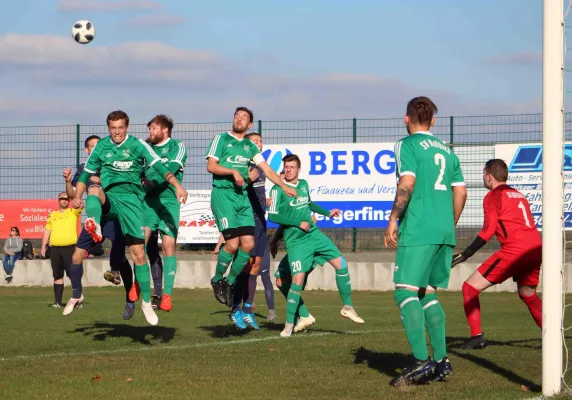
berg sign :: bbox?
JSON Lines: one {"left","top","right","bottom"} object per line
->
{"left": 262, "top": 143, "right": 397, "bottom": 228}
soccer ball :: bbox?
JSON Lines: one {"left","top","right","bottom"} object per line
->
{"left": 72, "top": 20, "right": 95, "bottom": 44}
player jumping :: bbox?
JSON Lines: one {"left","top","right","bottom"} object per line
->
{"left": 205, "top": 107, "right": 297, "bottom": 317}
{"left": 62, "top": 135, "right": 135, "bottom": 319}
{"left": 384, "top": 96, "right": 467, "bottom": 386}
{"left": 267, "top": 154, "right": 364, "bottom": 337}
{"left": 452, "top": 159, "right": 542, "bottom": 349}
{"left": 72, "top": 110, "right": 188, "bottom": 326}
{"left": 130, "top": 114, "right": 187, "bottom": 313}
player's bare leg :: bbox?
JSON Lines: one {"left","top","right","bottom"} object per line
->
{"left": 328, "top": 256, "right": 364, "bottom": 324}
{"left": 462, "top": 271, "right": 494, "bottom": 349}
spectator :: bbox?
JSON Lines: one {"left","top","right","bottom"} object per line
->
{"left": 3, "top": 226, "right": 23, "bottom": 283}
{"left": 41, "top": 192, "right": 83, "bottom": 308}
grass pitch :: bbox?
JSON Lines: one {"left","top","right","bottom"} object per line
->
{"left": 0, "top": 287, "right": 570, "bottom": 399}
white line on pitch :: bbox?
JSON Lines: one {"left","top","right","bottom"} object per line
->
{"left": 0, "top": 328, "right": 397, "bottom": 363}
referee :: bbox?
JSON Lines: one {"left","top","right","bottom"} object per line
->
{"left": 41, "top": 192, "right": 83, "bottom": 308}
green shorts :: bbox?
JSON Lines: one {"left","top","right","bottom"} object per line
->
{"left": 286, "top": 230, "right": 341, "bottom": 276}
{"left": 274, "top": 254, "right": 328, "bottom": 280}
{"left": 105, "top": 189, "right": 145, "bottom": 241}
{"left": 211, "top": 187, "right": 254, "bottom": 232}
{"left": 393, "top": 244, "right": 454, "bottom": 289}
{"left": 144, "top": 196, "right": 180, "bottom": 239}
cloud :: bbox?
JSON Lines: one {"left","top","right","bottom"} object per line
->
{"left": 484, "top": 52, "right": 541, "bottom": 67}
{"left": 58, "top": 0, "right": 160, "bottom": 12}
{"left": 122, "top": 14, "right": 187, "bottom": 27}
{"left": 0, "top": 33, "right": 543, "bottom": 125}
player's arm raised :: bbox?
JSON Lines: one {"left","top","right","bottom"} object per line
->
{"left": 452, "top": 193, "right": 499, "bottom": 267}
{"left": 139, "top": 139, "right": 188, "bottom": 204}
{"left": 255, "top": 156, "right": 297, "bottom": 198}
{"left": 73, "top": 142, "right": 102, "bottom": 208}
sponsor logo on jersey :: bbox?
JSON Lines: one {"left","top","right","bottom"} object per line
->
{"left": 106, "top": 152, "right": 112, "bottom": 158}
{"left": 112, "top": 160, "right": 134, "bottom": 170}
{"left": 226, "top": 155, "right": 250, "bottom": 165}
{"left": 289, "top": 196, "right": 309, "bottom": 207}
{"left": 508, "top": 144, "right": 572, "bottom": 173}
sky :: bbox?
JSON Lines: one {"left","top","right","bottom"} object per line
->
{"left": 0, "top": 0, "right": 549, "bottom": 126}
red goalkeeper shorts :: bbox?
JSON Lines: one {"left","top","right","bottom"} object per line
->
{"left": 478, "top": 245, "right": 542, "bottom": 286}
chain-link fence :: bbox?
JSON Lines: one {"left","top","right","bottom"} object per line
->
{"left": 0, "top": 113, "right": 566, "bottom": 251}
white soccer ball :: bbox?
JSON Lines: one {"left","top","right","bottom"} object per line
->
{"left": 72, "top": 20, "right": 95, "bottom": 44}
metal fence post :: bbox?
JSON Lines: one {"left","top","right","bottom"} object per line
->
{"left": 352, "top": 118, "right": 357, "bottom": 252}
{"left": 449, "top": 116, "right": 454, "bottom": 144}
{"left": 258, "top": 120, "right": 262, "bottom": 136}
{"left": 76, "top": 124, "right": 81, "bottom": 168}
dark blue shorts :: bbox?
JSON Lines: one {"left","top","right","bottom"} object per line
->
{"left": 250, "top": 218, "right": 268, "bottom": 257}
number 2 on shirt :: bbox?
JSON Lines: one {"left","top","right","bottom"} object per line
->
{"left": 434, "top": 153, "right": 446, "bottom": 191}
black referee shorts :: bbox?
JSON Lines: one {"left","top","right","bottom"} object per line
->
{"left": 50, "top": 245, "right": 75, "bottom": 280}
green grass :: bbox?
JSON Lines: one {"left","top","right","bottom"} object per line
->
{"left": 0, "top": 287, "right": 570, "bottom": 399}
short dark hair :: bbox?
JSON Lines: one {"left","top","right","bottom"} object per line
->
{"left": 245, "top": 132, "right": 261, "bottom": 140}
{"left": 484, "top": 159, "right": 508, "bottom": 182}
{"left": 84, "top": 135, "right": 100, "bottom": 148}
{"left": 406, "top": 96, "right": 438, "bottom": 127}
{"left": 147, "top": 114, "right": 174, "bottom": 137}
{"left": 235, "top": 107, "right": 253, "bottom": 123}
{"left": 282, "top": 154, "right": 301, "bottom": 168}
{"left": 106, "top": 110, "right": 129, "bottom": 127}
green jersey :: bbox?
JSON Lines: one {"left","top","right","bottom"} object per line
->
{"left": 205, "top": 132, "right": 263, "bottom": 190}
{"left": 82, "top": 135, "right": 169, "bottom": 196}
{"left": 268, "top": 179, "right": 316, "bottom": 245}
{"left": 394, "top": 132, "right": 465, "bottom": 246}
{"left": 144, "top": 138, "right": 187, "bottom": 200}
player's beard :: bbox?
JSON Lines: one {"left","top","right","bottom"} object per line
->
{"left": 232, "top": 123, "right": 248, "bottom": 135}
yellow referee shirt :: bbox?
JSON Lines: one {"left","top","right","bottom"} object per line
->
{"left": 45, "top": 208, "right": 82, "bottom": 247}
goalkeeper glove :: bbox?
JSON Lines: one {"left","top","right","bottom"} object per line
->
{"left": 451, "top": 253, "right": 467, "bottom": 268}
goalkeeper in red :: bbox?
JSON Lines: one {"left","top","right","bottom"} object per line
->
{"left": 452, "top": 159, "right": 542, "bottom": 350}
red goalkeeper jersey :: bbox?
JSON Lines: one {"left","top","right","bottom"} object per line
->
{"left": 478, "top": 184, "right": 542, "bottom": 255}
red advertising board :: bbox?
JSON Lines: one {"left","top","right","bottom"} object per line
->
{"left": 0, "top": 200, "right": 80, "bottom": 239}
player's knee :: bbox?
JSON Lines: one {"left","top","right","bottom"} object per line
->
{"left": 71, "top": 250, "right": 85, "bottom": 264}
{"left": 223, "top": 238, "right": 239, "bottom": 254}
{"left": 87, "top": 186, "right": 101, "bottom": 196}
{"left": 518, "top": 284, "right": 537, "bottom": 298}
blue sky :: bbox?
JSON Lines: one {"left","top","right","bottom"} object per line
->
{"left": 0, "top": 0, "right": 546, "bottom": 125}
